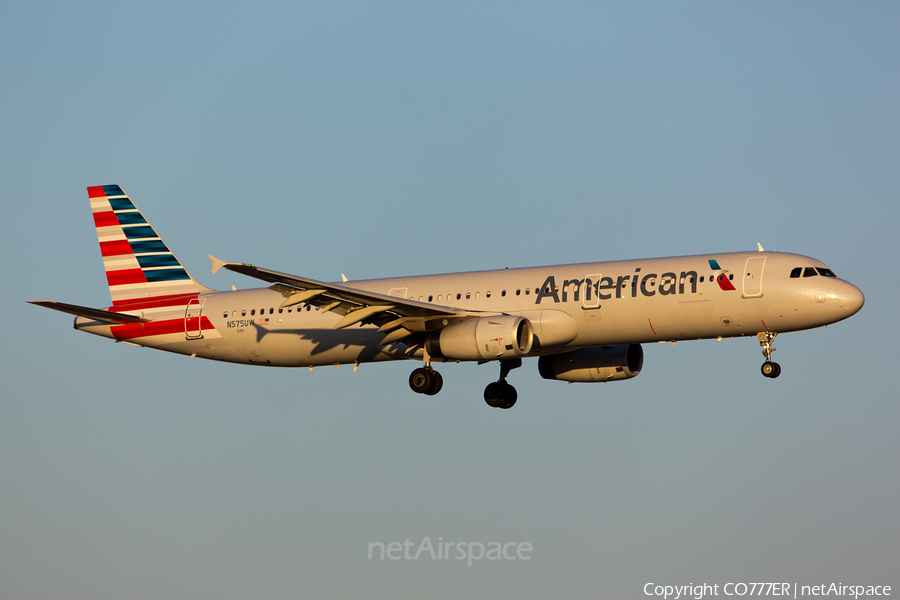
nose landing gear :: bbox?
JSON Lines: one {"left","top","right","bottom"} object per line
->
{"left": 758, "top": 331, "right": 781, "bottom": 378}
{"left": 484, "top": 358, "right": 521, "bottom": 409}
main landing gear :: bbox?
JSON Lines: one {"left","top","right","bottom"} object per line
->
{"left": 407, "top": 357, "right": 522, "bottom": 409}
{"left": 409, "top": 350, "right": 443, "bottom": 396}
{"left": 483, "top": 358, "right": 521, "bottom": 409}
{"left": 408, "top": 366, "right": 443, "bottom": 396}
{"left": 758, "top": 331, "right": 782, "bottom": 379}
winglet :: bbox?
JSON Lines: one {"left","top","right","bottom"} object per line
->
{"left": 207, "top": 254, "right": 228, "bottom": 275}
{"left": 757, "top": 243, "right": 765, "bottom": 252}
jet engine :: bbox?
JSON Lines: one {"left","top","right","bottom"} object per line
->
{"left": 538, "top": 344, "right": 643, "bottom": 383}
{"left": 426, "top": 316, "right": 534, "bottom": 361}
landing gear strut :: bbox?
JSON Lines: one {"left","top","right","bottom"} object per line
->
{"left": 484, "top": 358, "right": 521, "bottom": 409}
{"left": 757, "top": 331, "right": 782, "bottom": 379}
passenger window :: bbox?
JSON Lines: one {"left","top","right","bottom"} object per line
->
{"left": 525, "top": 288, "right": 530, "bottom": 295}
{"left": 242, "top": 310, "right": 246, "bottom": 317}
{"left": 501, "top": 290, "right": 506, "bottom": 297}
{"left": 223, "top": 311, "right": 228, "bottom": 318}
{"left": 428, "top": 295, "right": 433, "bottom": 302}
{"left": 251, "top": 309, "right": 256, "bottom": 316}
{"left": 437, "top": 295, "right": 442, "bottom": 302}
{"left": 278, "top": 308, "right": 283, "bottom": 314}
{"left": 269, "top": 308, "right": 274, "bottom": 314}
{"left": 790, "top": 267, "right": 802, "bottom": 278}
{"left": 700, "top": 276, "right": 704, "bottom": 283}
{"left": 816, "top": 268, "right": 837, "bottom": 278}
{"left": 486, "top": 291, "right": 491, "bottom": 298}
{"left": 466, "top": 292, "right": 471, "bottom": 300}
{"left": 516, "top": 289, "right": 521, "bottom": 296}
{"left": 803, "top": 267, "right": 818, "bottom": 277}
{"left": 456, "top": 293, "right": 462, "bottom": 300}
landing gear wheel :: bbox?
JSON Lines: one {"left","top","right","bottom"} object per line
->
{"left": 484, "top": 381, "right": 517, "bottom": 409}
{"left": 761, "top": 361, "right": 782, "bottom": 378}
{"left": 484, "top": 381, "right": 504, "bottom": 407}
{"left": 425, "top": 371, "right": 443, "bottom": 396}
{"left": 409, "top": 367, "right": 436, "bottom": 394}
{"left": 500, "top": 386, "right": 517, "bottom": 409}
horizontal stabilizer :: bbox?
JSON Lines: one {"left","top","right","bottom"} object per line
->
{"left": 28, "top": 300, "right": 152, "bottom": 324}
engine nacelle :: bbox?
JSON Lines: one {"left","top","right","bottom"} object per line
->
{"left": 538, "top": 344, "right": 643, "bottom": 383}
{"left": 426, "top": 316, "right": 534, "bottom": 361}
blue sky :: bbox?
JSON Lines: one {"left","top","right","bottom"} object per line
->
{"left": 2, "top": 2, "right": 898, "bottom": 598}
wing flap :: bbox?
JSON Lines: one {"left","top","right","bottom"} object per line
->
{"left": 333, "top": 305, "right": 392, "bottom": 330}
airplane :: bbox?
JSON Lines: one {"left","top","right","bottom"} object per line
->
{"left": 30, "top": 185, "right": 865, "bottom": 409}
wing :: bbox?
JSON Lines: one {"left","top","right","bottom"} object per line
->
{"left": 207, "top": 256, "right": 500, "bottom": 346}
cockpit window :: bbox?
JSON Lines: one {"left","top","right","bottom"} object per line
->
{"left": 803, "top": 267, "right": 818, "bottom": 277}
{"left": 816, "top": 268, "right": 837, "bottom": 278}
{"left": 790, "top": 267, "right": 802, "bottom": 278}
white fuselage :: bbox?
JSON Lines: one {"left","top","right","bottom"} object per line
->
{"left": 75, "top": 251, "right": 864, "bottom": 368}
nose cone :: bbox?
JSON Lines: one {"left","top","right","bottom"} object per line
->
{"left": 836, "top": 282, "right": 865, "bottom": 317}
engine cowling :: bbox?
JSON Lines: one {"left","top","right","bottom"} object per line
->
{"left": 426, "top": 316, "right": 534, "bottom": 361}
{"left": 538, "top": 344, "right": 643, "bottom": 383}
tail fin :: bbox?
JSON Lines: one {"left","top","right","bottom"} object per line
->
{"left": 87, "top": 185, "right": 211, "bottom": 306}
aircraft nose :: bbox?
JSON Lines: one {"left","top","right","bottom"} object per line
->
{"left": 835, "top": 282, "right": 865, "bottom": 316}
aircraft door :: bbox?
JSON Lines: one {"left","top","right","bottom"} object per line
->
{"left": 185, "top": 298, "right": 205, "bottom": 339}
{"left": 582, "top": 274, "right": 601, "bottom": 309}
{"left": 581, "top": 274, "right": 602, "bottom": 324}
{"left": 742, "top": 257, "right": 766, "bottom": 298}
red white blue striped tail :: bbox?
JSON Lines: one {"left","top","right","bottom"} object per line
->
{"left": 88, "top": 185, "right": 208, "bottom": 306}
